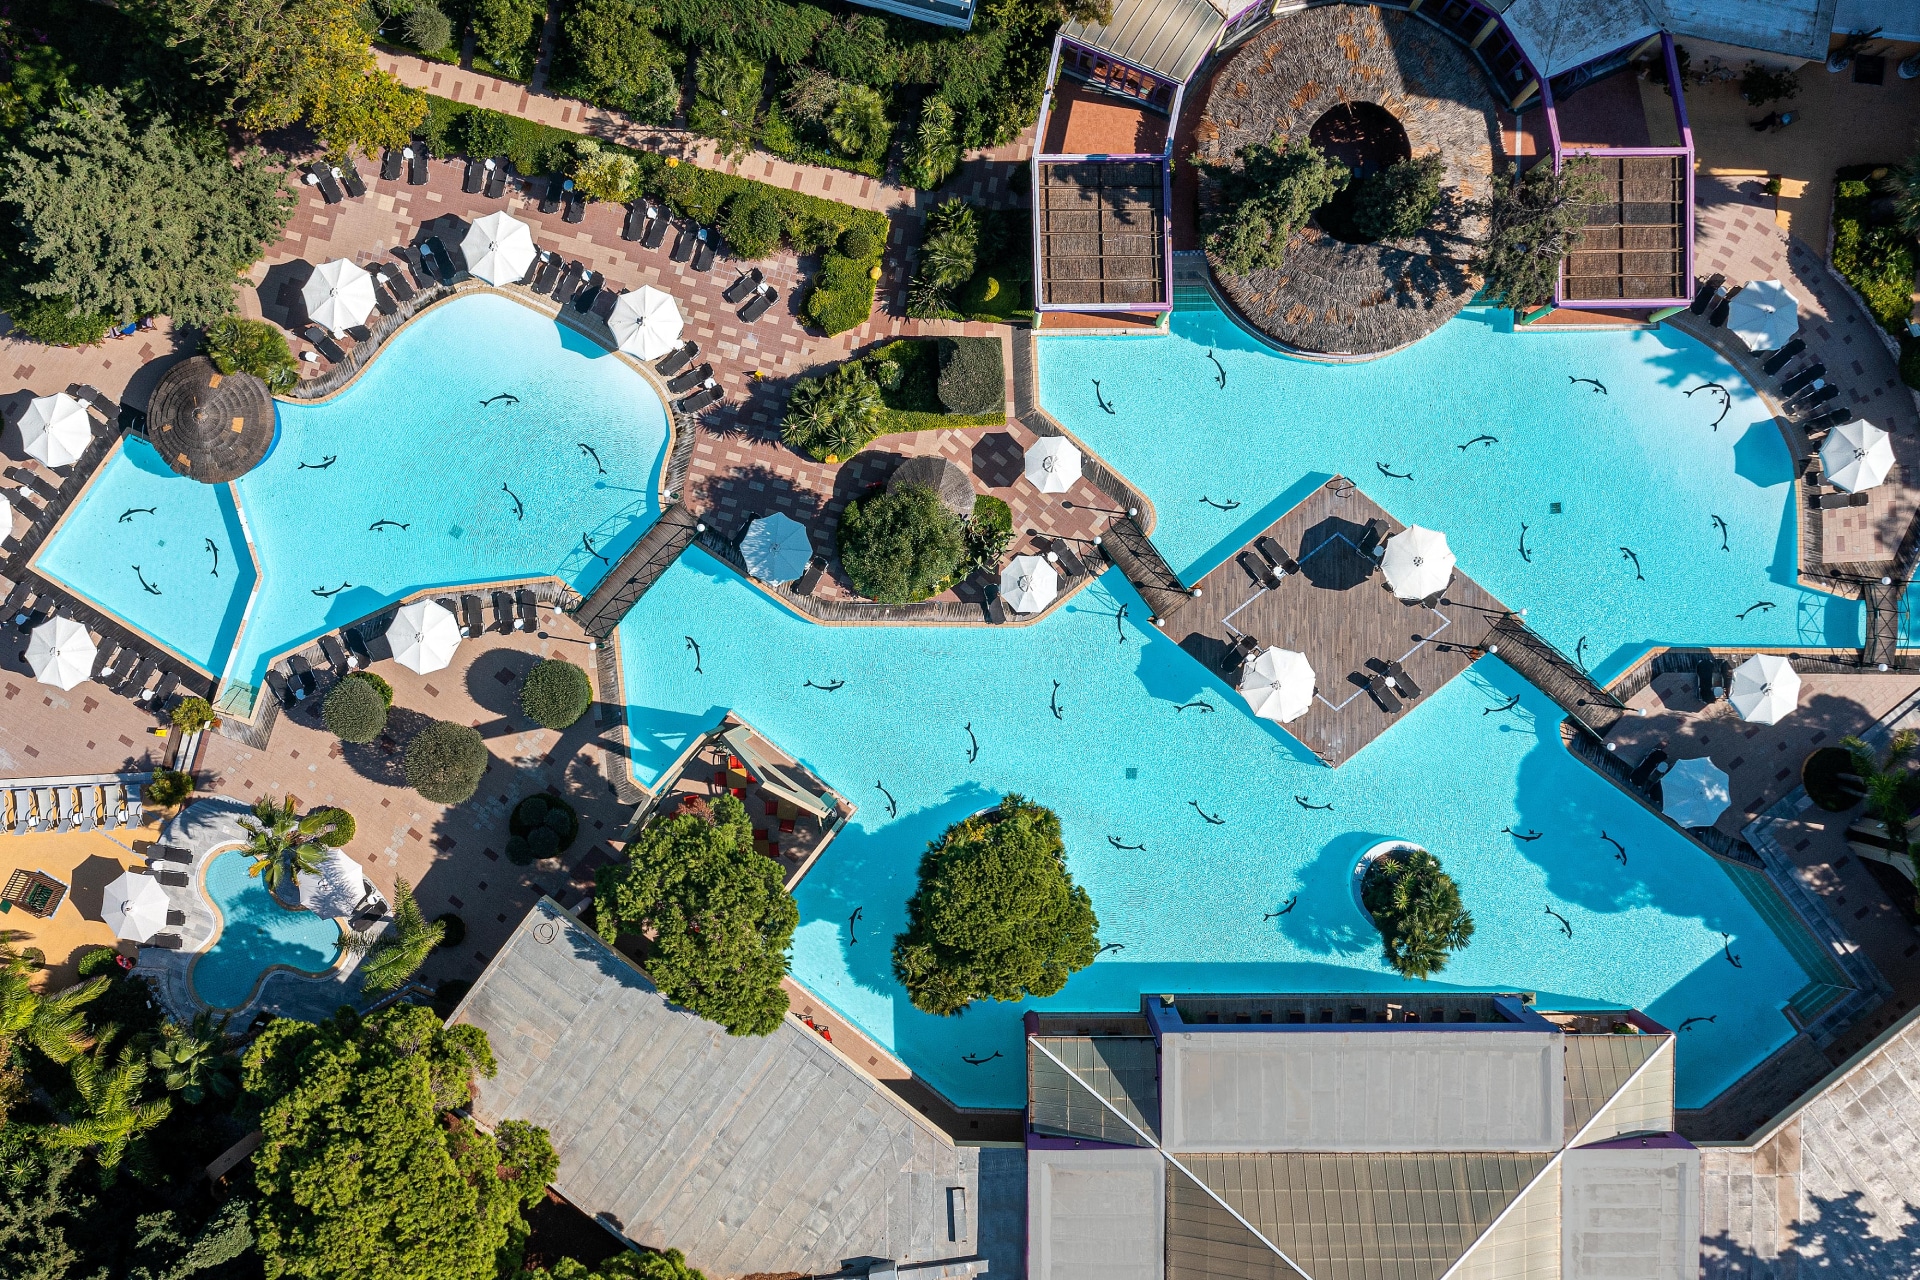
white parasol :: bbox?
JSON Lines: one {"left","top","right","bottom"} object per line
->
{"left": 459, "top": 211, "right": 537, "bottom": 286}
{"left": 999, "top": 555, "right": 1058, "bottom": 614}
{"left": 301, "top": 259, "right": 378, "bottom": 334}
{"left": 1728, "top": 653, "right": 1800, "bottom": 725}
{"left": 1237, "top": 647, "right": 1315, "bottom": 723}
{"left": 101, "top": 870, "right": 170, "bottom": 941}
{"left": 296, "top": 847, "right": 365, "bottom": 920}
{"left": 1820, "top": 420, "right": 1895, "bottom": 493}
{"left": 739, "top": 512, "right": 812, "bottom": 582}
{"left": 385, "top": 599, "right": 461, "bottom": 674}
{"left": 1023, "top": 436, "right": 1082, "bottom": 494}
{"left": 19, "top": 393, "right": 92, "bottom": 468}
{"left": 1661, "top": 757, "right": 1731, "bottom": 828}
{"left": 1379, "top": 526, "right": 1455, "bottom": 601}
{"left": 25, "top": 616, "right": 96, "bottom": 690}
{"left": 1726, "top": 280, "right": 1799, "bottom": 352}
{"left": 608, "top": 286, "right": 684, "bottom": 360}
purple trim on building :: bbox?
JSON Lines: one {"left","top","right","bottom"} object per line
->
{"left": 1026, "top": 1132, "right": 1151, "bottom": 1152}
{"left": 1542, "top": 74, "right": 1563, "bottom": 170}
{"left": 1560, "top": 146, "right": 1690, "bottom": 158}
{"left": 1577, "top": 1130, "right": 1696, "bottom": 1151}
{"left": 1665, "top": 33, "right": 1696, "bottom": 300}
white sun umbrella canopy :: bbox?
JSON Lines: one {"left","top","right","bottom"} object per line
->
{"left": 1000, "top": 554, "right": 1058, "bottom": 614}
{"left": 740, "top": 512, "right": 812, "bottom": 582}
{"left": 1379, "top": 525, "right": 1455, "bottom": 601}
{"left": 26, "top": 616, "right": 95, "bottom": 690}
{"left": 1238, "top": 646, "right": 1315, "bottom": 724}
{"left": 1023, "top": 435, "right": 1082, "bottom": 494}
{"left": 1662, "top": 756, "right": 1731, "bottom": 828}
{"left": 19, "top": 393, "right": 92, "bottom": 467}
{"left": 1820, "top": 420, "right": 1895, "bottom": 493}
{"left": 301, "top": 258, "right": 378, "bottom": 334}
{"left": 101, "top": 870, "right": 170, "bottom": 941}
{"left": 297, "top": 847, "right": 365, "bottom": 920}
{"left": 386, "top": 599, "right": 462, "bottom": 674}
{"left": 1726, "top": 279, "right": 1798, "bottom": 352}
{"left": 460, "top": 211, "right": 537, "bottom": 287}
{"left": 1729, "top": 653, "right": 1801, "bottom": 725}
{"left": 608, "top": 286, "right": 684, "bottom": 360}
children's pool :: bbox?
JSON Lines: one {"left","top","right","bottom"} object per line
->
{"left": 191, "top": 849, "right": 342, "bottom": 1009}
{"left": 618, "top": 551, "right": 1815, "bottom": 1112}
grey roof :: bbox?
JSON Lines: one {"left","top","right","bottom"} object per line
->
{"left": 1835, "top": 0, "right": 1917, "bottom": 38}
{"left": 1029, "top": 1147, "right": 1165, "bottom": 1280}
{"left": 1166, "top": 1161, "right": 1299, "bottom": 1280}
{"left": 1485, "top": 0, "right": 1835, "bottom": 76}
{"left": 1564, "top": 1033, "right": 1667, "bottom": 1141}
{"left": 1061, "top": 0, "right": 1228, "bottom": 84}
{"left": 1159, "top": 1030, "right": 1565, "bottom": 1153}
{"left": 1181, "top": 1151, "right": 1555, "bottom": 1280}
{"left": 453, "top": 899, "right": 981, "bottom": 1278}
{"left": 1029, "top": 1036, "right": 1159, "bottom": 1145}
{"left": 1650, "top": 0, "right": 1837, "bottom": 62}
{"left": 1561, "top": 1145, "right": 1701, "bottom": 1280}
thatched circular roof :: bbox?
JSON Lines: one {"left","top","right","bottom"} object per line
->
{"left": 148, "top": 356, "right": 276, "bottom": 483}
{"left": 889, "top": 455, "right": 975, "bottom": 518}
{"left": 1195, "top": 5, "right": 1498, "bottom": 356}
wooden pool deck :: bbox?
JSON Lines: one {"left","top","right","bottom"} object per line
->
{"left": 1171, "top": 479, "right": 1510, "bottom": 765}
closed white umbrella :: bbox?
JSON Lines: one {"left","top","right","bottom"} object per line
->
{"left": 385, "top": 599, "right": 461, "bottom": 674}
{"left": 1729, "top": 653, "right": 1800, "bottom": 725}
{"left": 1726, "top": 280, "right": 1798, "bottom": 352}
{"left": 301, "top": 258, "right": 378, "bottom": 334}
{"left": 1238, "top": 646, "right": 1315, "bottom": 723}
{"left": 1820, "top": 420, "right": 1895, "bottom": 493}
{"left": 19, "top": 393, "right": 92, "bottom": 467}
{"left": 1379, "top": 526, "right": 1455, "bottom": 601}
{"left": 1000, "top": 555, "right": 1058, "bottom": 614}
{"left": 460, "top": 211, "right": 537, "bottom": 287}
{"left": 297, "top": 847, "right": 365, "bottom": 920}
{"left": 102, "top": 870, "right": 170, "bottom": 941}
{"left": 739, "top": 512, "right": 812, "bottom": 582}
{"left": 25, "top": 616, "right": 95, "bottom": 690}
{"left": 1661, "top": 757, "right": 1730, "bottom": 828}
{"left": 1023, "top": 436, "right": 1082, "bottom": 494}
{"left": 608, "top": 286, "right": 684, "bottom": 360}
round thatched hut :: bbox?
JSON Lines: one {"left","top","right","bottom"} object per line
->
{"left": 148, "top": 357, "right": 276, "bottom": 483}
{"left": 888, "top": 455, "right": 975, "bottom": 519}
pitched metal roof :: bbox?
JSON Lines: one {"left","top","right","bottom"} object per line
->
{"left": 1563, "top": 1033, "right": 1667, "bottom": 1140}
{"left": 1060, "top": 0, "right": 1228, "bottom": 85}
{"left": 1029, "top": 1147, "right": 1166, "bottom": 1280}
{"left": 1029, "top": 1036, "right": 1160, "bottom": 1145}
{"left": 1484, "top": 0, "right": 1835, "bottom": 76}
{"left": 1166, "top": 1161, "right": 1300, "bottom": 1280}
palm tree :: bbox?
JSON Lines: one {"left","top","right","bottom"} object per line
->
{"left": 47, "top": 1038, "right": 171, "bottom": 1183}
{"left": 1879, "top": 150, "right": 1920, "bottom": 238}
{"left": 0, "top": 942, "right": 107, "bottom": 1065}
{"left": 1844, "top": 730, "right": 1916, "bottom": 846}
{"left": 1363, "top": 848, "right": 1475, "bottom": 981}
{"left": 241, "top": 796, "right": 331, "bottom": 894}
{"left": 340, "top": 879, "right": 445, "bottom": 996}
{"left": 150, "top": 1012, "right": 235, "bottom": 1105}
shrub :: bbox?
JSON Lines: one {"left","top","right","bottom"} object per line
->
{"left": 355, "top": 670, "right": 395, "bottom": 707}
{"left": 402, "top": 2, "right": 455, "bottom": 56}
{"left": 1473, "top": 157, "right": 1604, "bottom": 311}
{"left": 511, "top": 793, "right": 578, "bottom": 852}
{"left": 1361, "top": 847, "right": 1474, "bottom": 980}
{"left": 471, "top": 0, "right": 545, "bottom": 79}
{"left": 902, "top": 97, "right": 960, "bottom": 192}
{"left": 435, "top": 913, "right": 466, "bottom": 947}
{"left": 782, "top": 361, "right": 884, "bottom": 460}
{"left": 720, "top": 188, "right": 786, "bottom": 261}
{"left": 891, "top": 794, "right": 1098, "bottom": 1016}
{"left": 553, "top": 0, "right": 683, "bottom": 125}
{"left": 836, "top": 482, "right": 966, "bottom": 603}
{"left": 521, "top": 659, "right": 594, "bottom": 729}
{"left": 202, "top": 317, "right": 297, "bottom": 393}
{"left": 962, "top": 493, "right": 1013, "bottom": 575}
{"left": 308, "top": 807, "right": 356, "bottom": 847}
{"left": 825, "top": 84, "right": 888, "bottom": 157}
{"left": 170, "top": 696, "right": 216, "bottom": 731}
{"left": 569, "top": 138, "right": 640, "bottom": 203}
{"left": 431, "top": 978, "right": 473, "bottom": 1016}
{"left": 323, "top": 674, "right": 389, "bottom": 744}
{"left": 935, "top": 336, "right": 1003, "bottom": 415}
{"left": 515, "top": 795, "right": 550, "bottom": 825}
{"left": 690, "top": 51, "right": 765, "bottom": 159}
{"left": 805, "top": 252, "right": 877, "bottom": 336}
{"left": 527, "top": 826, "right": 561, "bottom": 860}
{"left": 77, "top": 945, "right": 121, "bottom": 976}
{"left": 1349, "top": 153, "right": 1445, "bottom": 242}
{"left": 146, "top": 769, "right": 192, "bottom": 807}
{"left": 505, "top": 835, "right": 532, "bottom": 864}
{"left": 839, "top": 224, "right": 878, "bottom": 261}
{"left": 404, "top": 721, "right": 489, "bottom": 804}
{"left": 1204, "top": 139, "right": 1348, "bottom": 275}
{"left": 9, "top": 295, "right": 112, "bottom": 347}
{"left": 451, "top": 106, "right": 514, "bottom": 158}
{"left": 1832, "top": 177, "right": 1916, "bottom": 334}
{"left": 1740, "top": 64, "right": 1799, "bottom": 105}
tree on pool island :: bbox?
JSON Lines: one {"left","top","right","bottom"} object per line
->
{"left": 1361, "top": 847, "right": 1474, "bottom": 980}
{"left": 1472, "top": 157, "right": 1602, "bottom": 312}
{"left": 404, "top": 721, "right": 490, "bottom": 804}
{"left": 241, "top": 796, "right": 341, "bottom": 893}
{"left": 594, "top": 794, "right": 797, "bottom": 1037}
{"left": 243, "top": 1005, "right": 551, "bottom": 1280}
{"left": 836, "top": 482, "right": 966, "bottom": 604}
{"left": 1202, "top": 139, "right": 1348, "bottom": 275}
{"left": 340, "top": 879, "right": 446, "bottom": 997}
{"left": 892, "top": 795, "right": 1098, "bottom": 1017}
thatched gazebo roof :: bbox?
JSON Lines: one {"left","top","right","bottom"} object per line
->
{"left": 889, "top": 455, "right": 975, "bottom": 518}
{"left": 148, "top": 356, "right": 276, "bottom": 483}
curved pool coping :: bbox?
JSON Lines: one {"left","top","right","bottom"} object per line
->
{"left": 187, "top": 845, "right": 345, "bottom": 1012}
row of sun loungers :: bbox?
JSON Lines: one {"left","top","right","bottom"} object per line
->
{"left": 3, "top": 582, "right": 198, "bottom": 710}
{"left": 463, "top": 156, "right": 512, "bottom": 198}
{"left": 303, "top": 161, "right": 366, "bottom": 206}
{"left": 4, "top": 781, "right": 142, "bottom": 834}
{"left": 379, "top": 141, "right": 433, "bottom": 187}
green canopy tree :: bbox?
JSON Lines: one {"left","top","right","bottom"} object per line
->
{"left": 1360, "top": 847, "right": 1475, "bottom": 980}
{"left": 150, "top": 1012, "right": 236, "bottom": 1105}
{"left": 892, "top": 795, "right": 1098, "bottom": 1016}
{"left": 242, "top": 1005, "right": 539, "bottom": 1280}
{"left": 46, "top": 1038, "right": 173, "bottom": 1184}
{"left": 339, "top": 879, "right": 446, "bottom": 996}
{"left": 554, "top": 0, "right": 683, "bottom": 125}
{"left": 835, "top": 482, "right": 966, "bottom": 604}
{"left": 595, "top": 794, "right": 797, "bottom": 1036}
{"left": 534, "top": 1249, "right": 708, "bottom": 1280}
{"left": 1202, "top": 139, "right": 1348, "bottom": 275}
{"left": 2, "top": 90, "right": 296, "bottom": 328}
{"left": 240, "top": 797, "right": 335, "bottom": 894}
{"left": 1472, "top": 157, "right": 1602, "bottom": 311}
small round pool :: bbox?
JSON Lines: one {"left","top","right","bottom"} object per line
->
{"left": 190, "top": 849, "right": 342, "bottom": 1009}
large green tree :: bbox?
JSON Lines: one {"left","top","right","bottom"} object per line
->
{"left": 835, "top": 482, "right": 966, "bottom": 604}
{"left": 1472, "top": 157, "right": 1602, "bottom": 311}
{"left": 554, "top": 0, "right": 682, "bottom": 125}
{"left": 243, "top": 1005, "right": 546, "bottom": 1280}
{"left": 1203, "top": 139, "right": 1348, "bottom": 275}
{"left": 892, "top": 795, "right": 1098, "bottom": 1016}
{"left": 1360, "top": 847, "right": 1474, "bottom": 980}
{"left": 595, "top": 794, "right": 797, "bottom": 1037}
{"left": 2, "top": 90, "right": 295, "bottom": 327}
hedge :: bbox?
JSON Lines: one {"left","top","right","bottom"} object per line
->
{"left": 935, "top": 337, "right": 1003, "bottom": 415}
{"left": 323, "top": 675, "right": 389, "bottom": 744}
{"left": 404, "top": 721, "right": 490, "bottom": 804}
{"left": 310, "top": 807, "right": 357, "bottom": 847}
{"left": 521, "top": 659, "right": 593, "bottom": 730}
{"left": 806, "top": 252, "right": 879, "bottom": 336}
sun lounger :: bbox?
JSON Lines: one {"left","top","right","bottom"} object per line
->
{"left": 1805, "top": 407, "right": 1853, "bottom": 433}
{"left": 492, "top": 590, "right": 516, "bottom": 633}
{"left": 692, "top": 229, "right": 715, "bottom": 272}
{"left": 123, "top": 656, "right": 160, "bottom": 699}
{"left": 1049, "top": 539, "right": 1088, "bottom": 578}
{"left": 337, "top": 164, "right": 366, "bottom": 198}
{"left": 622, "top": 202, "right": 647, "bottom": 242}
{"left": 306, "top": 164, "right": 343, "bottom": 204}
{"left": 125, "top": 787, "right": 143, "bottom": 826}
{"left": 1367, "top": 673, "right": 1402, "bottom": 714}
{"left": 463, "top": 157, "right": 486, "bottom": 193}
{"left": 642, "top": 204, "right": 669, "bottom": 249}
{"left": 102, "top": 783, "right": 122, "bottom": 829}
{"left": 514, "top": 249, "right": 542, "bottom": 286}
{"left": 1779, "top": 364, "right": 1824, "bottom": 396}
{"left": 265, "top": 669, "right": 297, "bottom": 710}
{"left": 407, "top": 142, "right": 429, "bottom": 185}
{"left": 142, "top": 671, "right": 178, "bottom": 709}
{"left": 984, "top": 586, "right": 1008, "bottom": 624}
{"left": 54, "top": 788, "right": 74, "bottom": 833}
{"left": 342, "top": 626, "right": 371, "bottom": 668}
{"left": 678, "top": 384, "right": 723, "bottom": 413}
{"left": 1357, "top": 519, "right": 1389, "bottom": 560}
{"left": 793, "top": 557, "right": 825, "bottom": 597}
{"left": 1385, "top": 660, "right": 1422, "bottom": 699}
{"left": 1708, "top": 297, "right": 1731, "bottom": 327}
{"left": 572, "top": 271, "right": 602, "bottom": 312}
{"left": 724, "top": 269, "right": 762, "bottom": 304}
{"left": 540, "top": 174, "right": 565, "bottom": 214}
{"left": 149, "top": 843, "right": 189, "bottom": 864}
{"left": 32, "top": 789, "right": 52, "bottom": 832}
{"left": 1689, "top": 273, "right": 1725, "bottom": 315}
{"left": 154, "top": 870, "right": 189, "bottom": 887}
{"left": 563, "top": 188, "right": 586, "bottom": 224}
{"left": 287, "top": 654, "right": 318, "bottom": 701}
{"left": 403, "top": 244, "right": 435, "bottom": 290}
{"left": 1695, "top": 658, "right": 1725, "bottom": 702}
{"left": 1253, "top": 535, "right": 1296, "bottom": 574}
{"left": 1761, "top": 338, "right": 1805, "bottom": 375}
{"left": 1849, "top": 491, "right": 1872, "bottom": 507}
{"left": 461, "top": 594, "right": 485, "bottom": 636}
{"left": 423, "top": 235, "right": 460, "bottom": 284}
{"left": 484, "top": 156, "right": 509, "bottom": 199}
{"left": 8, "top": 789, "right": 26, "bottom": 834}
{"left": 739, "top": 285, "right": 778, "bottom": 323}
{"left": 670, "top": 224, "right": 695, "bottom": 263}
{"left": 381, "top": 148, "right": 405, "bottom": 181}
{"left": 86, "top": 788, "right": 104, "bottom": 830}
{"left": 1796, "top": 384, "right": 1840, "bottom": 409}
{"left": 657, "top": 342, "right": 697, "bottom": 377}
{"left": 553, "top": 261, "right": 583, "bottom": 305}
{"left": 532, "top": 251, "right": 563, "bottom": 295}
{"left": 315, "top": 634, "right": 348, "bottom": 676}
{"left": 1238, "top": 550, "right": 1281, "bottom": 590}
{"left": 667, "top": 363, "right": 712, "bottom": 394}
{"left": 516, "top": 589, "right": 539, "bottom": 631}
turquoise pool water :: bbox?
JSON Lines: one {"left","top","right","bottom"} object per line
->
{"left": 191, "top": 849, "right": 342, "bottom": 1009}
{"left": 40, "top": 293, "right": 669, "bottom": 693}
{"left": 35, "top": 437, "right": 255, "bottom": 671}
{"left": 1040, "top": 302, "right": 1862, "bottom": 682}
{"left": 618, "top": 551, "right": 1813, "bottom": 1112}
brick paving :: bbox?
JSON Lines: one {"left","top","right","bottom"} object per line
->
{"left": 0, "top": 629, "right": 173, "bottom": 779}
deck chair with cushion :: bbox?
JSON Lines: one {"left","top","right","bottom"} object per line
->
{"left": 492, "top": 590, "right": 516, "bottom": 633}
{"left": 642, "top": 205, "right": 669, "bottom": 249}
{"left": 667, "top": 363, "right": 712, "bottom": 395}
{"left": 342, "top": 626, "right": 371, "bottom": 668}
{"left": 125, "top": 788, "right": 143, "bottom": 827}
{"left": 792, "top": 557, "right": 825, "bottom": 597}
{"left": 657, "top": 342, "right": 697, "bottom": 377}
{"left": 676, "top": 382, "right": 722, "bottom": 413}
{"left": 573, "top": 271, "right": 603, "bottom": 313}
{"left": 265, "top": 670, "right": 297, "bottom": 710}
{"left": 1238, "top": 550, "right": 1281, "bottom": 590}
{"left": 461, "top": 595, "right": 485, "bottom": 637}
{"left": 381, "top": 148, "right": 405, "bottom": 181}
{"left": 1367, "top": 673, "right": 1402, "bottom": 714}
{"left": 484, "top": 157, "right": 509, "bottom": 199}
{"left": 12, "top": 790, "right": 31, "bottom": 834}
{"left": 532, "top": 251, "right": 563, "bottom": 294}
{"left": 1384, "top": 660, "right": 1422, "bottom": 699}
{"left": 1254, "top": 535, "right": 1297, "bottom": 575}
{"left": 724, "top": 269, "right": 762, "bottom": 304}
{"left": 1358, "top": 518, "right": 1390, "bottom": 560}
{"left": 540, "top": 175, "right": 566, "bottom": 214}
{"left": 337, "top": 165, "right": 366, "bottom": 198}
{"left": 1049, "top": 539, "right": 1089, "bottom": 578}
{"left": 406, "top": 142, "right": 429, "bottom": 185}
{"left": 423, "top": 236, "right": 460, "bottom": 284}
{"left": 1817, "top": 491, "right": 1855, "bottom": 510}
{"left": 1761, "top": 338, "right": 1805, "bottom": 376}
{"left": 739, "top": 286, "right": 778, "bottom": 323}
{"left": 463, "top": 157, "right": 486, "bottom": 193}
{"left": 622, "top": 202, "right": 648, "bottom": 242}
{"left": 691, "top": 229, "right": 716, "bottom": 272}
{"left": 670, "top": 224, "right": 696, "bottom": 263}
{"left": 552, "top": 261, "right": 584, "bottom": 306}
{"left": 102, "top": 783, "right": 122, "bottom": 829}
{"left": 516, "top": 589, "right": 539, "bottom": 631}
{"left": 54, "top": 788, "right": 73, "bottom": 833}
{"left": 563, "top": 188, "right": 586, "bottom": 223}
{"left": 85, "top": 788, "right": 104, "bottom": 830}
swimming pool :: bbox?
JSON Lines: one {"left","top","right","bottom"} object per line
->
{"left": 191, "top": 849, "right": 342, "bottom": 1009}
{"left": 1039, "top": 300, "right": 1861, "bottom": 682}
{"left": 618, "top": 550, "right": 1813, "bottom": 1111}
{"left": 39, "top": 293, "right": 670, "bottom": 695}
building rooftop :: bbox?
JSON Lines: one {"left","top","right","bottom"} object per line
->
{"left": 1060, "top": 0, "right": 1233, "bottom": 86}
{"left": 1489, "top": 0, "right": 1837, "bottom": 77}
